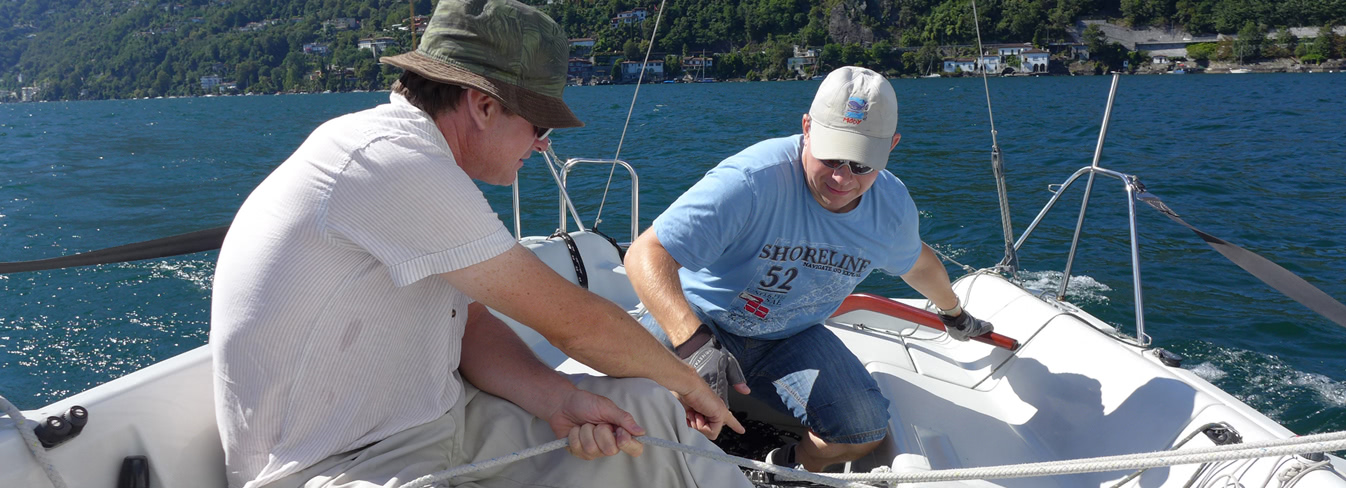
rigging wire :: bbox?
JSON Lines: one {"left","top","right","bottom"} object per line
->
{"left": 931, "top": 245, "right": 978, "bottom": 274}
{"left": 968, "top": 0, "right": 1020, "bottom": 281}
{"left": 593, "top": 0, "right": 668, "bottom": 232}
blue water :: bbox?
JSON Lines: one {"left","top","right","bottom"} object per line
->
{"left": 2, "top": 74, "right": 1345, "bottom": 439}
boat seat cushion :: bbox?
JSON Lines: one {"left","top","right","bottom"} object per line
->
{"left": 494, "top": 231, "right": 640, "bottom": 367}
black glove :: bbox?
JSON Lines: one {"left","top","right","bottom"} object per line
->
{"left": 674, "top": 324, "right": 746, "bottom": 405}
{"left": 940, "top": 310, "right": 994, "bottom": 341}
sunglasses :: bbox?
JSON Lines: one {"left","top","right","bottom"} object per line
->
{"left": 819, "top": 159, "right": 875, "bottom": 175}
{"left": 534, "top": 125, "right": 553, "bottom": 141}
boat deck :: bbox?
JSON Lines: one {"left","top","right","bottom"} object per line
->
{"left": 4, "top": 231, "right": 1343, "bottom": 487}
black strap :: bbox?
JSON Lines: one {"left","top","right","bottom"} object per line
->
{"left": 674, "top": 324, "right": 715, "bottom": 359}
{"left": 0, "top": 226, "right": 229, "bottom": 275}
{"left": 549, "top": 230, "right": 588, "bottom": 289}
{"left": 1136, "top": 189, "right": 1346, "bottom": 329}
{"left": 588, "top": 226, "right": 626, "bottom": 261}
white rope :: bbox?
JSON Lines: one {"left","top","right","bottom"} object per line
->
{"left": 827, "top": 430, "right": 1346, "bottom": 484}
{"left": 1, "top": 394, "right": 69, "bottom": 488}
{"left": 1281, "top": 460, "right": 1333, "bottom": 487}
{"left": 397, "top": 435, "right": 869, "bottom": 488}
{"left": 639, "top": 436, "right": 870, "bottom": 487}
{"left": 399, "top": 429, "right": 1345, "bottom": 488}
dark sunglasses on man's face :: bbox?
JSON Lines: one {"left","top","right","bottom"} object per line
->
{"left": 534, "top": 125, "right": 553, "bottom": 141}
{"left": 819, "top": 159, "right": 875, "bottom": 175}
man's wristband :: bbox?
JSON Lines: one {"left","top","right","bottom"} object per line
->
{"left": 937, "top": 299, "right": 963, "bottom": 317}
{"left": 674, "top": 324, "right": 714, "bottom": 359}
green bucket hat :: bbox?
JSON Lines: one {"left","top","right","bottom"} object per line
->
{"left": 381, "top": 0, "right": 583, "bottom": 129}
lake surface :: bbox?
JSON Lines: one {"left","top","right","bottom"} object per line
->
{"left": 2, "top": 73, "right": 1344, "bottom": 440}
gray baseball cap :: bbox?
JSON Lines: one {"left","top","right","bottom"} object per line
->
{"left": 807, "top": 66, "right": 898, "bottom": 170}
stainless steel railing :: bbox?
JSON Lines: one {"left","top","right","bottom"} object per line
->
{"left": 1011, "top": 74, "right": 1152, "bottom": 346}
{"left": 559, "top": 159, "right": 639, "bottom": 243}
{"left": 510, "top": 147, "right": 639, "bottom": 245}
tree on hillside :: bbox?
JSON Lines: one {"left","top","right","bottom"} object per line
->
{"left": 922, "top": 0, "right": 976, "bottom": 44}
{"left": 1234, "top": 21, "right": 1263, "bottom": 61}
{"left": 1212, "top": 0, "right": 1273, "bottom": 33}
{"left": 623, "top": 39, "right": 641, "bottom": 60}
{"left": 1082, "top": 24, "right": 1128, "bottom": 70}
{"left": 869, "top": 40, "right": 901, "bottom": 74}
{"left": 1174, "top": 0, "right": 1216, "bottom": 33}
{"left": 840, "top": 43, "right": 872, "bottom": 67}
{"left": 1121, "top": 0, "right": 1173, "bottom": 27}
{"left": 799, "top": 5, "right": 828, "bottom": 46}
{"left": 1267, "top": 26, "right": 1297, "bottom": 57}
{"left": 819, "top": 43, "right": 843, "bottom": 72}
{"left": 915, "top": 41, "right": 943, "bottom": 75}
{"left": 1307, "top": 26, "right": 1342, "bottom": 59}
{"left": 1187, "top": 42, "right": 1218, "bottom": 63}
{"left": 1082, "top": 24, "right": 1107, "bottom": 55}
{"left": 1215, "top": 37, "right": 1236, "bottom": 61}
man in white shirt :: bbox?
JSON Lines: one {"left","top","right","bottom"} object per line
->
{"left": 210, "top": 1, "right": 749, "bottom": 487}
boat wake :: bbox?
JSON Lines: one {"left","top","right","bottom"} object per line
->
{"left": 1018, "top": 269, "right": 1113, "bottom": 304}
{"left": 1189, "top": 348, "right": 1346, "bottom": 424}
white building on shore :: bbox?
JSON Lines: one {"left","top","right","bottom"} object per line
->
{"left": 1023, "top": 49, "right": 1050, "bottom": 73}
{"left": 944, "top": 58, "right": 978, "bottom": 73}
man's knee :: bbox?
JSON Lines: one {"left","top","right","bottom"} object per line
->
{"left": 798, "top": 385, "right": 889, "bottom": 445}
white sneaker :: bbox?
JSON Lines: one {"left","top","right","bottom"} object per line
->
{"left": 753, "top": 443, "right": 816, "bottom": 486}
{"left": 764, "top": 442, "right": 799, "bottom": 468}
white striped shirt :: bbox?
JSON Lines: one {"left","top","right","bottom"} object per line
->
{"left": 210, "top": 93, "right": 517, "bottom": 488}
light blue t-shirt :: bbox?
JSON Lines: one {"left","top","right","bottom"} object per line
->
{"left": 653, "top": 135, "right": 923, "bottom": 340}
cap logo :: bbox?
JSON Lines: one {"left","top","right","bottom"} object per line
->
{"left": 843, "top": 96, "right": 869, "bottom": 124}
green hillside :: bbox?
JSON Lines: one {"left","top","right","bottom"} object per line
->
{"left": 1, "top": 0, "right": 1342, "bottom": 101}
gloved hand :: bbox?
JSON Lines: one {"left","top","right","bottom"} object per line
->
{"left": 674, "top": 324, "right": 747, "bottom": 406}
{"left": 940, "top": 310, "right": 994, "bottom": 341}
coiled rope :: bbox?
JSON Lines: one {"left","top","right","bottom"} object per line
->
{"left": 1, "top": 394, "right": 69, "bottom": 488}
{"left": 399, "top": 429, "right": 1346, "bottom": 488}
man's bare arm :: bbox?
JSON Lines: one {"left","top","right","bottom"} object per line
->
{"left": 458, "top": 302, "right": 645, "bottom": 458}
{"left": 899, "top": 243, "right": 961, "bottom": 313}
{"left": 457, "top": 301, "right": 578, "bottom": 418}
{"left": 623, "top": 229, "right": 704, "bottom": 345}
{"left": 440, "top": 244, "right": 743, "bottom": 437}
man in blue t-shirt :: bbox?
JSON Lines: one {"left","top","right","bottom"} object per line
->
{"left": 624, "top": 66, "right": 996, "bottom": 473}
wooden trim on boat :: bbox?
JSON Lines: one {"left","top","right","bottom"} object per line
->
{"left": 832, "top": 293, "right": 1021, "bottom": 351}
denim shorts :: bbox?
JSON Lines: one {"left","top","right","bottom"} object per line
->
{"left": 638, "top": 310, "right": 890, "bottom": 444}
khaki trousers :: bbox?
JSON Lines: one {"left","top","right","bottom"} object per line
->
{"left": 264, "top": 374, "right": 752, "bottom": 488}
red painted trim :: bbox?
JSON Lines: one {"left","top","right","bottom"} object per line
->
{"left": 831, "top": 293, "right": 1020, "bottom": 351}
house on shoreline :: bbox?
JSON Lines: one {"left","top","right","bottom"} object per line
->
{"left": 941, "top": 43, "right": 1047, "bottom": 74}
